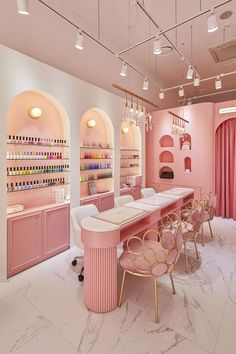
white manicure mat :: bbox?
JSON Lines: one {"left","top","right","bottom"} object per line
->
{"left": 93, "top": 206, "right": 148, "bottom": 225}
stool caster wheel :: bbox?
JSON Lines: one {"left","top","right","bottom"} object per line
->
{"left": 78, "top": 274, "right": 84, "bottom": 282}
{"left": 71, "top": 259, "right": 77, "bottom": 266}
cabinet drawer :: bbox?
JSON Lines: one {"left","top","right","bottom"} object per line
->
{"left": 7, "top": 212, "right": 42, "bottom": 277}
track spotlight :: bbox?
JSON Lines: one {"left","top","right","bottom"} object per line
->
{"left": 120, "top": 62, "right": 127, "bottom": 77}
{"left": 194, "top": 76, "right": 200, "bottom": 87}
{"left": 207, "top": 8, "right": 218, "bottom": 33}
{"left": 153, "top": 35, "right": 162, "bottom": 55}
{"left": 75, "top": 31, "right": 84, "bottom": 50}
{"left": 186, "top": 65, "right": 193, "bottom": 80}
{"left": 159, "top": 90, "right": 164, "bottom": 100}
{"left": 179, "top": 86, "right": 185, "bottom": 97}
{"left": 142, "top": 78, "right": 149, "bottom": 90}
{"left": 16, "top": 0, "right": 29, "bottom": 15}
{"left": 215, "top": 76, "right": 222, "bottom": 89}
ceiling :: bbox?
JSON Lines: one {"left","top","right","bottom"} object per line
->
{"left": 0, "top": 0, "right": 236, "bottom": 109}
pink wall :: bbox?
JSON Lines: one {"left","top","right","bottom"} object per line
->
{"left": 146, "top": 102, "right": 215, "bottom": 198}
{"left": 215, "top": 100, "right": 236, "bottom": 131}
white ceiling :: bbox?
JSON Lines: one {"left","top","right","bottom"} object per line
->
{"left": 1, "top": 0, "right": 236, "bottom": 108}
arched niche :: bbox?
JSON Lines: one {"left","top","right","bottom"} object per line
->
{"left": 180, "top": 133, "right": 191, "bottom": 150}
{"left": 159, "top": 135, "right": 174, "bottom": 147}
{"left": 159, "top": 150, "right": 174, "bottom": 163}
{"left": 184, "top": 157, "right": 191, "bottom": 172}
{"left": 159, "top": 166, "right": 174, "bottom": 179}
{"left": 80, "top": 108, "right": 114, "bottom": 196}
{"left": 120, "top": 122, "right": 141, "bottom": 186}
{"left": 7, "top": 90, "right": 70, "bottom": 208}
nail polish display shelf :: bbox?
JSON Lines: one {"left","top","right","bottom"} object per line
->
{"left": 7, "top": 158, "right": 69, "bottom": 161}
{"left": 7, "top": 142, "right": 69, "bottom": 147}
{"left": 7, "top": 183, "right": 70, "bottom": 193}
{"left": 8, "top": 171, "right": 69, "bottom": 177}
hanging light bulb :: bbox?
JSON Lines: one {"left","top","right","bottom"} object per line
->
{"left": 153, "top": 35, "right": 162, "bottom": 55}
{"left": 16, "top": 0, "right": 29, "bottom": 15}
{"left": 120, "top": 62, "right": 127, "bottom": 77}
{"left": 142, "top": 78, "right": 149, "bottom": 90}
{"left": 179, "top": 86, "right": 185, "bottom": 97}
{"left": 215, "top": 76, "right": 222, "bottom": 89}
{"left": 207, "top": 8, "right": 218, "bottom": 33}
{"left": 186, "top": 65, "right": 193, "bottom": 80}
{"left": 140, "top": 101, "right": 144, "bottom": 116}
{"left": 130, "top": 96, "right": 134, "bottom": 113}
{"left": 159, "top": 90, "right": 164, "bottom": 100}
{"left": 194, "top": 75, "right": 200, "bottom": 87}
{"left": 187, "top": 99, "right": 192, "bottom": 105}
{"left": 75, "top": 31, "right": 84, "bottom": 50}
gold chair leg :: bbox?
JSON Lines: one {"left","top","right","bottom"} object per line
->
{"left": 184, "top": 241, "right": 189, "bottom": 273}
{"left": 169, "top": 272, "right": 176, "bottom": 295}
{"left": 153, "top": 277, "right": 159, "bottom": 323}
{"left": 201, "top": 224, "right": 205, "bottom": 246}
{"left": 118, "top": 270, "right": 126, "bottom": 307}
{"left": 208, "top": 220, "right": 213, "bottom": 238}
{"left": 193, "top": 240, "right": 199, "bottom": 259}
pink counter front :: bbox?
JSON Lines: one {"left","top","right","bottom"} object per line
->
{"left": 81, "top": 187, "right": 194, "bottom": 313}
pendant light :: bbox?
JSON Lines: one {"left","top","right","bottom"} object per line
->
{"left": 179, "top": 86, "right": 184, "bottom": 97}
{"left": 16, "top": 0, "right": 29, "bottom": 15}
{"left": 215, "top": 76, "right": 222, "bottom": 89}
{"left": 120, "top": 62, "right": 127, "bottom": 77}
{"left": 153, "top": 35, "right": 162, "bottom": 55}
{"left": 186, "top": 65, "right": 193, "bottom": 80}
{"left": 194, "top": 75, "right": 200, "bottom": 87}
{"left": 207, "top": 8, "right": 218, "bottom": 33}
{"left": 159, "top": 90, "right": 164, "bottom": 100}
{"left": 142, "top": 78, "right": 149, "bottom": 90}
{"left": 75, "top": 31, "right": 84, "bottom": 50}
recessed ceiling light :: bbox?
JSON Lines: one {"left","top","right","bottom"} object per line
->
{"left": 220, "top": 10, "right": 233, "bottom": 20}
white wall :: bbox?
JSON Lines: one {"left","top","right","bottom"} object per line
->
{"left": 0, "top": 44, "right": 146, "bottom": 281}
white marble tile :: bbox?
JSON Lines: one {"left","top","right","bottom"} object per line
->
{"left": 0, "top": 280, "right": 18, "bottom": 300}
{"left": 214, "top": 302, "right": 236, "bottom": 354}
{"left": 8, "top": 325, "right": 77, "bottom": 354}
{"left": 0, "top": 292, "right": 50, "bottom": 353}
{"left": 20, "top": 271, "right": 82, "bottom": 320}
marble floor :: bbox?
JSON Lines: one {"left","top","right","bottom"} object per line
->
{"left": 1, "top": 217, "right": 236, "bottom": 354}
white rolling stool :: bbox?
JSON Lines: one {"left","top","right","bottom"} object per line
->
{"left": 71, "top": 204, "right": 99, "bottom": 281}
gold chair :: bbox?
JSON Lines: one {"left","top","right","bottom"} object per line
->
{"left": 118, "top": 223, "right": 183, "bottom": 323}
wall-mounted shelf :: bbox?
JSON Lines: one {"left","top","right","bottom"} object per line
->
{"left": 7, "top": 142, "right": 69, "bottom": 147}
{"left": 7, "top": 183, "right": 69, "bottom": 193}
{"left": 80, "top": 177, "right": 113, "bottom": 183}
{"left": 80, "top": 146, "right": 113, "bottom": 150}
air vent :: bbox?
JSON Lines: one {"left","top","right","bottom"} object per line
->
{"left": 209, "top": 38, "right": 236, "bottom": 63}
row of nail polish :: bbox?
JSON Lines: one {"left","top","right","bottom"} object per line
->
{"left": 7, "top": 135, "right": 67, "bottom": 146}
{"left": 7, "top": 151, "right": 65, "bottom": 160}
{"left": 7, "top": 165, "right": 69, "bottom": 176}
{"left": 7, "top": 178, "right": 67, "bottom": 192}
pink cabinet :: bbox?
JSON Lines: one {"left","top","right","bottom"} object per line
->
{"left": 120, "top": 188, "right": 132, "bottom": 196}
{"left": 132, "top": 186, "right": 142, "bottom": 200}
{"left": 99, "top": 193, "right": 114, "bottom": 211}
{"left": 43, "top": 205, "right": 70, "bottom": 259}
{"left": 7, "top": 203, "right": 70, "bottom": 277}
{"left": 80, "top": 196, "right": 99, "bottom": 209}
{"left": 80, "top": 192, "right": 114, "bottom": 212}
{"left": 7, "top": 212, "right": 43, "bottom": 277}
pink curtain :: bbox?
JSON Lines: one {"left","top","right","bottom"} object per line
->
{"left": 215, "top": 118, "right": 236, "bottom": 220}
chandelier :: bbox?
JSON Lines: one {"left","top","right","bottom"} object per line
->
{"left": 168, "top": 111, "right": 189, "bottom": 136}
{"left": 122, "top": 93, "right": 154, "bottom": 132}
{"left": 112, "top": 84, "right": 159, "bottom": 132}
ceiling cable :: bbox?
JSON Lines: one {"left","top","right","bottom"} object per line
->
{"left": 118, "top": 0, "right": 232, "bottom": 56}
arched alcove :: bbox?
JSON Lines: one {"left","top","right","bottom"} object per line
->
{"left": 80, "top": 108, "right": 114, "bottom": 196}
{"left": 184, "top": 157, "right": 192, "bottom": 172}
{"left": 159, "top": 166, "right": 174, "bottom": 179}
{"left": 159, "top": 150, "right": 174, "bottom": 163}
{"left": 159, "top": 135, "right": 174, "bottom": 147}
{"left": 7, "top": 90, "right": 70, "bottom": 208}
{"left": 180, "top": 133, "right": 191, "bottom": 150}
{"left": 120, "top": 122, "right": 141, "bottom": 186}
